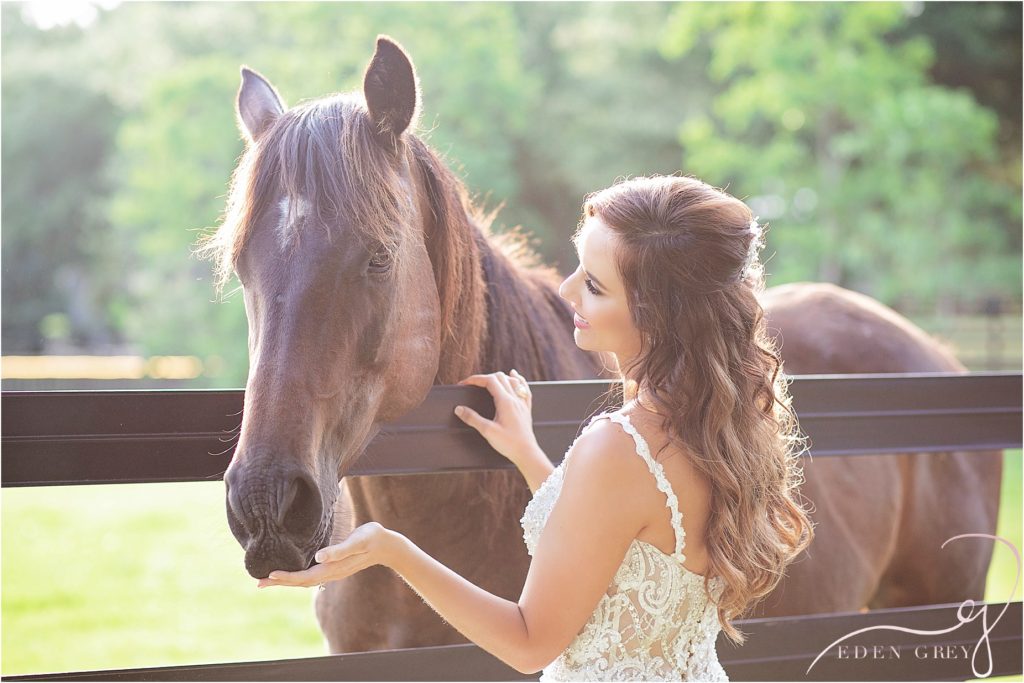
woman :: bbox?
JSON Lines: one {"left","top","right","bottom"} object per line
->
{"left": 259, "top": 174, "right": 815, "bottom": 681}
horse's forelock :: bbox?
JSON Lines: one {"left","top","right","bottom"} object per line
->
{"left": 197, "top": 93, "right": 410, "bottom": 296}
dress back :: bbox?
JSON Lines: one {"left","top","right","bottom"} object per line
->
{"left": 520, "top": 409, "right": 730, "bottom": 682}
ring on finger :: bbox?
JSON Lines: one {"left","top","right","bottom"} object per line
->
{"left": 514, "top": 382, "right": 530, "bottom": 399}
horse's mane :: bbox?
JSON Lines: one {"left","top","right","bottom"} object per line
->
{"left": 407, "top": 135, "right": 575, "bottom": 383}
{"left": 406, "top": 134, "right": 611, "bottom": 540}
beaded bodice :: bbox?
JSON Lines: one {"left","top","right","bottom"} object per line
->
{"left": 519, "top": 408, "right": 729, "bottom": 682}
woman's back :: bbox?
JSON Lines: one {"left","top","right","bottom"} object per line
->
{"left": 624, "top": 404, "right": 714, "bottom": 578}
{"left": 520, "top": 406, "right": 729, "bottom": 682}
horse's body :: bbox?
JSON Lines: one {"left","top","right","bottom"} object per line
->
{"left": 205, "top": 37, "right": 1001, "bottom": 655}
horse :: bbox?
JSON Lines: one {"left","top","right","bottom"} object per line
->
{"left": 200, "top": 36, "right": 1002, "bottom": 653}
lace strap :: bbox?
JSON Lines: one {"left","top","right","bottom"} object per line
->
{"left": 595, "top": 412, "right": 688, "bottom": 563}
{"left": 585, "top": 408, "right": 616, "bottom": 428}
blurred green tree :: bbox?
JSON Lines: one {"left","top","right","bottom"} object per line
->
{"left": 899, "top": 1, "right": 1021, "bottom": 152}
{"left": 105, "top": 55, "right": 251, "bottom": 382}
{"left": 507, "top": 2, "right": 711, "bottom": 271}
{"left": 661, "top": 2, "right": 1021, "bottom": 304}
{"left": 0, "top": 2, "right": 1019, "bottom": 385}
{"left": 1, "top": 67, "right": 123, "bottom": 352}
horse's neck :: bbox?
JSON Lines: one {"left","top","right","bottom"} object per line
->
{"left": 410, "top": 140, "right": 601, "bottom": 384}
{"left": 470, "top": 227, "right": 601, "bottom": 381}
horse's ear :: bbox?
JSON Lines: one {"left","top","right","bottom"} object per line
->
{"left": 363, "top": 35, "right": 420, "bottom": 149}
{"left": 237, "top": 66, "right": 286, "bottom": 143}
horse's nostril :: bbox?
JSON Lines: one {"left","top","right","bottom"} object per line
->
{"left": 279, "top": 470, "right": 323, "bottom": 537}
{"left": 226, "top": 473, "right": 247, "bottom": 532}
{"left": 278, "top": 476, "right": 300, "bottom": 527}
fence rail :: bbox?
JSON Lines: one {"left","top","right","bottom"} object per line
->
{"left": 2, "top": 372, "right": 1020, "bottom": 486}
{"left": 4, "top": 602, "right": 1020, "bottom": 682}
{"left": 2, "top": 372, "right": 1021, "bottom": 681}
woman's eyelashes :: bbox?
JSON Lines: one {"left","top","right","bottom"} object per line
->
{"left": 584, "top": 278, "right": 601, "bottom": 295}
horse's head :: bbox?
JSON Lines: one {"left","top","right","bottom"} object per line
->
{"left": 212, "top": 38, "right": 444, "bottom": 578}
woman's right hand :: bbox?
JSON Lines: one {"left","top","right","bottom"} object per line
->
{"left": 454, "top": 369, "right": 540, "bottom": 466}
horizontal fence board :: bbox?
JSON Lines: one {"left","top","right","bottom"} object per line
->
{"left": 6, "top": 600, "right": 1019, "bottom": 681}
{"left": 2, "top": 372, "right": 1021, "bottom": 487}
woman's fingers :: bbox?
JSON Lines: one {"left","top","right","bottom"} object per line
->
{"left": 315, "top": 545, "right": 368, "bottom": 564}
{"left": 458, "top": 371, "right": 520, "bottom": 398}
{"left": 509, "top": 369, "right": 530, "bottom": 401}
{"left": 459, "top": 374, "right": 505, "bottom": 401}
{"left": 315, "top": 526, "right": 377, "bottom": 563}
{"left": 453, "top": 404, "right": 493, "bottom": 436}
{"left": 494, "top": 371, "right": 513, "bottom": 394}
{"left": 484, "top": 373, "right": 510, "bottom": 398}
{"left": 260, "top": 564, "right": 329, "bottom": 588}
{"left": 456, "top": 374, "right": 512, "bottom": 406}
{"left": 455, "top": 371, "right": 528, "bottom": 428}
{"left": 260, "top": 552, "right": 369, "bottom": 589}
{"left": 259, "top": 522, "right": 387, "bottom": 590}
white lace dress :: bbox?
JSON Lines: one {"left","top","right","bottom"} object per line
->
{"left": 520, "top": 409, "right": 730, "bottom": 682}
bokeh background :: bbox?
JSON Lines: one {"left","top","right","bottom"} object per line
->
{"left": 1, "top": 0, "right": 1020, "bottom": 677}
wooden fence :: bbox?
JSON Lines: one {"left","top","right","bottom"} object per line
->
{"left": 2, "top": 372, "right": 1021, "bottom": 681}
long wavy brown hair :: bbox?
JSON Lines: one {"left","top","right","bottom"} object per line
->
{"left": 579, "top": 174, "right": 815, "bottom": 645}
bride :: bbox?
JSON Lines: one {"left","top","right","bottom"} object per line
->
{"left": 259, "top": 174, "right": 815, "bottom": 681}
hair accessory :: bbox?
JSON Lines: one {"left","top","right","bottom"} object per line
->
{"left": 739, "top": 216, "right": 763, "bottom": 282}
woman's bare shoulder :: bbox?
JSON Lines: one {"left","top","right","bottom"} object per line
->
{"left": 566, "top": 418, "right": 656, "bottom": 491}
{"left": 563, "top": 415, "right": 670, "bottom": 521}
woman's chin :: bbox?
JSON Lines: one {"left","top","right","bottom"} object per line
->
{"left": 573, "top": 328, "right": 590, "bottom": 348}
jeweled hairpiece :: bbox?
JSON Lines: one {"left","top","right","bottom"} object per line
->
{"left": 739, "top": 217, "right": 763, "bottom": 282}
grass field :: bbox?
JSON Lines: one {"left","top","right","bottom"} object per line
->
{"left": 2, "top": 450, "right": 1021, "bottom": 677}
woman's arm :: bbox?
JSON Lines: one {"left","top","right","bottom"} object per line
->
{"left": 515, "top": 443, "right": 555, "bottom": 494}
{"left": 383, "top": 532, "right": 535, "bottom": 673}
{"left": 383, "top": 421, "right": 650, "bottom": 673}
{"left": 261, "top": 523, "right": 539, "bottom": 674}
{"left": 260, "top": 419, "right": 649, "bottom": 676}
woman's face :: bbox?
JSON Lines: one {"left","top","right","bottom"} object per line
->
{"left": 558, "top": 214, "right": 642, "bottom": 361}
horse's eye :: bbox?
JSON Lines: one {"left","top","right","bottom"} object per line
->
{"left": 368, "top": 246, "right": 393, "bottom": 273}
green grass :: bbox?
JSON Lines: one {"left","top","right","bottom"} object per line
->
{"left": 967, "top": 449, "right": 1024, "bottom": 683}
{"left": 2, "top": 451, "right": 1021, "bottom": 677}
{"left": 2, "top": 482, "right": 326, "bottom": 676}
{"left": 989, "top": 449, "right": 1023, "bottom": 603}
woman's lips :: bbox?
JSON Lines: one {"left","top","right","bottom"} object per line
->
{"left": 574, "top": 313, "right": 590, "bottom": 329}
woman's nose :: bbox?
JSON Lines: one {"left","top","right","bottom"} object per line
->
{"left": 558, "top": 275, "right": 572, "bottom": 302}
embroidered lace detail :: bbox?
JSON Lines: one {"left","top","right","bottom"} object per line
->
{"left": 520, "top": 408, "right": 729, "bottom": 682}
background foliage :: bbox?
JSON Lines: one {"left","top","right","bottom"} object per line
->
{"left": 1, "top": 1, "right": 1020, "bottom": 385}
{"left": 1, "top": 2, "right": 1021, "bottom": 676}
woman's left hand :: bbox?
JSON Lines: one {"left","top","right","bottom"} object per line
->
{"left": 257, "top": 521, "right": 399, "bottom": 589}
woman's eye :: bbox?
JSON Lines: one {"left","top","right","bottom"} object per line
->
{"left": 584, "top": 278, "right": 600, "bottom": 295}
{"left": 368, "top": 246, "right": 393, "bottom": 273}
